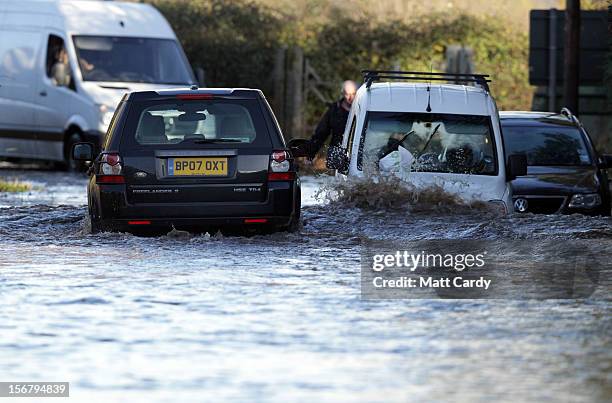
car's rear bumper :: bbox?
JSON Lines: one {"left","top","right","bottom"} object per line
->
{"left": 97, "top": 215, "right": 293, "bottom": 232}
{"left": 91, "top": 181, "right": 299, "bottom": 229}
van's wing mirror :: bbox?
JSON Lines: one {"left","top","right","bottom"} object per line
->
{"left": 287, "top": 138, "right": 309, "bottom": 158}
{"left": 327, "top": 145, "right": 349, "bottom": 174}
{"left": 507, "top": 154, "right": 528, "bottom": 180}
{"left": 72, "top": 142, "right": 94, "bottom": 161}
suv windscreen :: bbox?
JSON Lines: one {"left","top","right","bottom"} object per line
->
{"left": 503, "top": 125, "right": 592, "bottom": 166}
{"left": 121, "top": 99, "right": 272, "bottom": 149}
{"left": 73, "top": 36, "right": 194, "bottom": 84}
{"left": 359, "top": 112, "right": 497, "bottom": 175}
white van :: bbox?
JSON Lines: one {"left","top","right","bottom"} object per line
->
{"left": 0, "top": 0, "right": 196, "bottom": 168}
{"left": 327, "top": 71, "right": 527, "bottom": 214}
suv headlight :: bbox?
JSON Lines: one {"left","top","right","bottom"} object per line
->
{"left": 568, "top": 193, "right": 601, "bottom": 209}
{"left": 98, "top": 104, "right": 115, "bottom": 128}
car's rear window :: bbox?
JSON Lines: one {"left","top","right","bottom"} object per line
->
{"left": 121, "top": 99, "right": 272, "bottom": 149}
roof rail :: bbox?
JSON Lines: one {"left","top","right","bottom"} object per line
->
{"left": 560, "top": 107, "right": 583, "bottom": 126}
{"left": 560, "top": 107, "right": 577, "bottom": 121}
{"left": 362, "top": 70, "right": 491, "bottom": 92}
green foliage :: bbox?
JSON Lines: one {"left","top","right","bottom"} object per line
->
{"left": 147, "top": 0, "right": 532, "bottom": 135}
{"left": 149, "top": 0, "right": 281, "bottom": 92}
{"left": 305, "top": 12, "right": 531, "bottom": 112}
{"left": 0, "top": 179, "right": 31, "bottom": 193}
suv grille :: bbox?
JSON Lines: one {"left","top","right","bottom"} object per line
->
{"left": 514, "top": 197, "right": 565, "bottom": 214}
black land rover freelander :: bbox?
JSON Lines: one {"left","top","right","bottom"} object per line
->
{"left": 73, "top": 88, "right": 301, "bottom": 234}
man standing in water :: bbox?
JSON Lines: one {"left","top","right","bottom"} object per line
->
{"left": 306, "top": 80, "right": 357, "bottom": 167}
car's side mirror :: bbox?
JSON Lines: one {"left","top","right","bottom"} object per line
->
{"left": 600, "top": 154, "right": 612, "bottom": 169}
{"left": 287, "top": 138, "right": 309, "bottom": 158}
{"left": 507, "top": 154, "right": 528, "bottom": 180}
{"left": 327, "top": 145, "right": 349, "bottom": 173}
{"left": 72, "top": 142, "right": 94, "bottom": 161}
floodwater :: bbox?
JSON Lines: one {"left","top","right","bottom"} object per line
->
{"left": 0, "top": 164, "right": 610, "bottom": 402}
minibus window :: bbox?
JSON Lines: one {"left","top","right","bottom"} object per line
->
{"left": 45, "top": 35, "right": 73, "bottom": 90}
{"left": 73, "top": 36, "right": 194, "bottom": 85}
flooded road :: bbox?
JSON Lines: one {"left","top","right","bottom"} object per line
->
{"left": 0, "top": 165, "right": 610, "bottom": 402}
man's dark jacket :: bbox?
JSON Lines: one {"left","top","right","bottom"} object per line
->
{"left": 307, "top": 99, "right": 349, "bottom": 160}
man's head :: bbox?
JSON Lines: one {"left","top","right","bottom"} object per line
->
{"left": 342, "top": 80, "right": 357, "bottom": 105}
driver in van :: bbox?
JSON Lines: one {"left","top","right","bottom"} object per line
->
{"left": 445, "top": 144, "right": 476, "bottom": 173}
{"left": 377, "top": 131, "right": 412, "bottom": 161}
{"left": 79, "top": 57, "right": 95, "bottom": 74}
{"left": 50, "top": 47, "right": 71, "bottom": 87}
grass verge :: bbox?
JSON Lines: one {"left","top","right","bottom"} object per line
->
{"left": 0, "top": 179, "right": 32, "bottom": 193}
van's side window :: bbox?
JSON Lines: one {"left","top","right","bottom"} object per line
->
{"left": 45, "top": 35, "right": 73, "bottom": 89}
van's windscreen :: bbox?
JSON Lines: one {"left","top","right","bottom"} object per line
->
{"left": 359, "top": 112, "right": 497, "bottom": 176}
{"left": 73, "top": 36, "right": 194, "bottom": 85}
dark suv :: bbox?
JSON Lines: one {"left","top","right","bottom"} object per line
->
{"left": 501, "top": 109, "right": 611, "bottom": 215}
{"left": 73, "top": 88, "right": 301, "bottom": 233}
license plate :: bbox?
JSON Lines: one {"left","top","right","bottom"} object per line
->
{"left": 168, "top": 157, "right": 228, "bottom": 176}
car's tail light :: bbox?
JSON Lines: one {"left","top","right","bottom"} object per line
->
{"left": 128, "top": 220, "right": 151, "bottom": 225}
{"left": 270, "top": 150, "right": 290, "bottom": 172}
{"left": 267, "top": 172, "right": 296, "bottom": 181}
{"left": 97, "top": 175, "right": 125, "bottom": 184}
{"left": 97, "top": 153, "right": 124, "bottom": 184}
{"left": 244, "top": 218, "right": 268, "bottom": 224}
{"left": 268, "top": 150, "right": 295, "bottom": 181}
{"left": 176, "top": 94, "right": 214, "bottom": 100}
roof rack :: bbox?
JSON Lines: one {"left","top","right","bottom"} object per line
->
{"left": 362, "top": 70, "right": 491, "bottom": 92}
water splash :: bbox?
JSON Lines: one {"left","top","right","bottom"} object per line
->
{"left": 315, "top": 175, "right": 491, "bottom": 213}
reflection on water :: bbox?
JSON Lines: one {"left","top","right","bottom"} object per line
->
{"left": 0, "top": 168, "right": 610, "bottom": 402}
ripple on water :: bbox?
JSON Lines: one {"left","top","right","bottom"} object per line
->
{"left": 48, "top": 297, "right": 110, "bottom": 305}
{"left": 0, "top": 172, "right": 611, "bottom": 402}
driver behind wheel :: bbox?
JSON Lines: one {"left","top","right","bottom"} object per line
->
{"left": 445, "top": 144, "right": 475, "bottom": 173}
{"left": 377, "top": 132, "right": 408, "bottom": 161}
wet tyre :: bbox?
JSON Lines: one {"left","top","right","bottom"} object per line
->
{"left": 90, "top": 214, "right": 102, "bottom": 234}
{"left": 62, "top": 132, "right": 85, "bottom": 172}
{"left": 284, "top": 192, "right": 301, "bottom": 233}
{"left": 286, "top": 215, "right": 300, "bottom": 233}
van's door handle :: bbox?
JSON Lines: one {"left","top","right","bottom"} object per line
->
{"left": 39, "top": 90, "right": 47, "bottom": 97}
